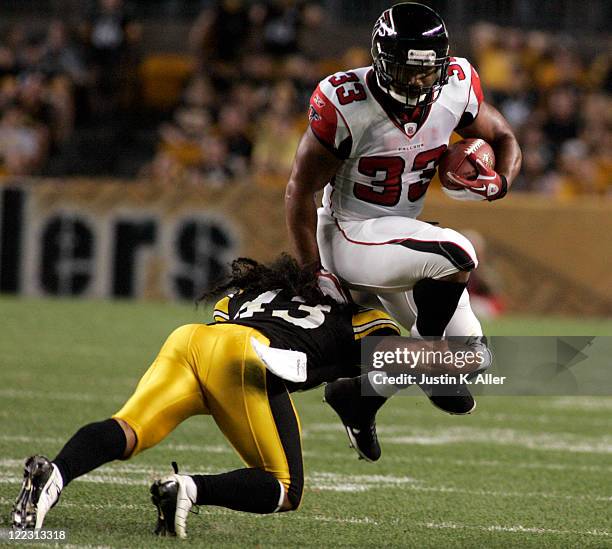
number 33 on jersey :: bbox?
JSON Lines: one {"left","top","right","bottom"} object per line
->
{"left": 308, "top": 58, "right": 483, "bottom": 221}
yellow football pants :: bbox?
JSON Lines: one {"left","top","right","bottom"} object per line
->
{"left": 113, "top": 323, "right": 303, "bottom": 504}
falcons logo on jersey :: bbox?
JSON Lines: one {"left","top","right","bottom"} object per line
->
{"left": 308, "top": 105, "right": 321, "bottom": 123}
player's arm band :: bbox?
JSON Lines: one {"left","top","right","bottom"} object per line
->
{"left": 496, "top": 175, "right": 508, "bottom": 200}
{"left": 309, "top": 126, "right": 350, "bottom": 159}
{"left": 455, "top": 111, "right": 477, "bottom": 130}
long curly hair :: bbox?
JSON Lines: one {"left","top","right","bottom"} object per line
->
{"left": 200, "top": 253, "right": 344, "bottom": 308}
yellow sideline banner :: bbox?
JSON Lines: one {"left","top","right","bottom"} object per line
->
{"left": 0, "top": 179, "right": 287, "bottom": 300}
{"left": 420, "top": 193, "right": 612, "bottom": 315}
{"left": 0, "top": 179, "right": 610, "bottom": 314}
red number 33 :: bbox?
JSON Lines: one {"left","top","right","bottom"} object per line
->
{"left": 328, "top": 72, "right": 367, "bottom": 105}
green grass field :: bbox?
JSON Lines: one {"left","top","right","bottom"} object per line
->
{"left": 0, "top": 296, "right": 611, "bottom": 548}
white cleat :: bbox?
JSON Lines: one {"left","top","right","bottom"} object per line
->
{"left": 11, "top": 455, "right": 63, "bottom": 529}
{"left": 150, "top": 462, "right": 197, "bottom": 539}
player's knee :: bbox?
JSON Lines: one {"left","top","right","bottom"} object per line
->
{"left": 282, "top": 490, "right": 302, "bottom": 512}
{"left": 278, "top": 492, "right": 294, "bottom": 512}
{"left": 287, "top": 482, "right": 303, "bottom": 510}
{"left": 114, "top": 418, "right": 137, "bottom": 459}
{"left": 444, "top": 229, "right": 478, "bottom": 272}
{"left": 277, "top": 476, "right": 303, "bottom": 512}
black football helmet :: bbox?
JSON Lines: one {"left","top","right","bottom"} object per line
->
{"left": 371, "top": 2, "right": 450, "bottom": 109}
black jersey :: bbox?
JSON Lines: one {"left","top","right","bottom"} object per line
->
{"left": 211, "top": 289, "right": 400, "bottom": 391}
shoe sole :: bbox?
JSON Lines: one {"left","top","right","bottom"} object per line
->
{"left": 11, "top": 457, "right": 53, "bottom": 530}
{"left": 150, "top": 480, "right": 178, "bottom": 537}
{"left": 429, "top": 397, "right": 477, "bottom": 415}
{"left": 420, "top": 381, "right": 477, "bottom": 415}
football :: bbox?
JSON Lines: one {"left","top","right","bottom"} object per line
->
{"left": 438, "top": 138, "right": 496, "bottom": 190}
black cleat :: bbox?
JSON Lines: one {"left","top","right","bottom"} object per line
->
{"left": 11, "top": 455, "right": 62, "bottom": 530}
{"left": 324, "top": 380, "right": 381, "bottom": 462}
{"left": 150, "top": 462, "right": 195, "bottom": 539}
{"left": 151, "top": 478, "right": 178, "bottom": 537}
{"left": 419, "top": 336, "right": 492, "bottom": 415}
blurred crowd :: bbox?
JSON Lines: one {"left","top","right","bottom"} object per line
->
{"left": 0, "top": 1, "right": 610, "bottom": 197}
{"left": 0, "top": 0, "right": 142, "bottom": 176}
{"left": 143, "top": 0, "right": 326, "bottom": 188}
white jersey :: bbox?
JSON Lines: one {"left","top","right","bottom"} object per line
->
{"left": 308, "top": 57, "right": 483, "bottom": 221}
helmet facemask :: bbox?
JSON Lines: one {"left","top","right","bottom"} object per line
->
{"left": 372, "top": 44, "right": 450, "bottom": 109}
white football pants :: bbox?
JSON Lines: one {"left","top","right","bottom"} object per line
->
{"left": 317, "top": 208, "right": 483, "bottom": 337}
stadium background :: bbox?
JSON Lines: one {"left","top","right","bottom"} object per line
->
{"left": 0, "top": 0, "right": 610, "bottom": 316}
{"left": 0, "top": 2, "right": 611, "bottom": 547}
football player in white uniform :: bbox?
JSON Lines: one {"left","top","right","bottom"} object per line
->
{"left": 285, "top": 3, "right": 521, "bottom": 460}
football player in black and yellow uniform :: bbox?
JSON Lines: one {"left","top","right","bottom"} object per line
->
{"left": 11, "top": 254, "right": 399, "bottom": 537}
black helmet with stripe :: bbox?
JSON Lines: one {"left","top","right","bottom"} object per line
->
{"left": 371, "top": 2, "right": 450, "bottom": 109}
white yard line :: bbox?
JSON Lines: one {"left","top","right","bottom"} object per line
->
{"left": 307, "top": 514, "right": 379, "bottom": 525}
{"left": 3, "top": 434, "right": 611, "bottom": 474}
{"left": 0, "top": 495, "right": 148, "bottom": 512}
{"left": 4, "top": 388, "right": 612, "bottom": 419}
{"left": 383, "top": 432, "right": 612, "bottom": 454}
{"left": 1, "top": 467, "right": 609, "bottom": 502}
{"left": 540, "top": 397, "right": 612, "bottom": 411}
{"left": 1, "top": 435, "right": 66, "bottom": 444}
{"left": 307, "top": 517, "right": 611, "bottom": 538}
{"left": 304, "top": 424, "right": 612, "bottom": 454}
{"left": 472, "top": 411, "right": 611, "bottom": 428}
{"left": 386, "top": 455, "right": 612, "bottom": 473}
{"left": 412, "top": 521, "right": 610, "bottom": 538}
{"left": 400, "top": 484, "right": 611, "bottom": 502}
{"left": 0, "top": 459, "right": 220, "bottom": 476}
{"left": 0, "top": 436, "right": 234, "bottom": 456}
{"left": 0, "top": 388, "right": 114, "bottom": 403}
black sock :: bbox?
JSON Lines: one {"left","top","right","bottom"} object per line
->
{"left": 53, "top": 419, "right": 127, "bottom": 486}
{"left": 192, "top": 468, "right": 282, "bottom": 514}
{"left": 413, "top": 278, "right": 467, "bottom": 337}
